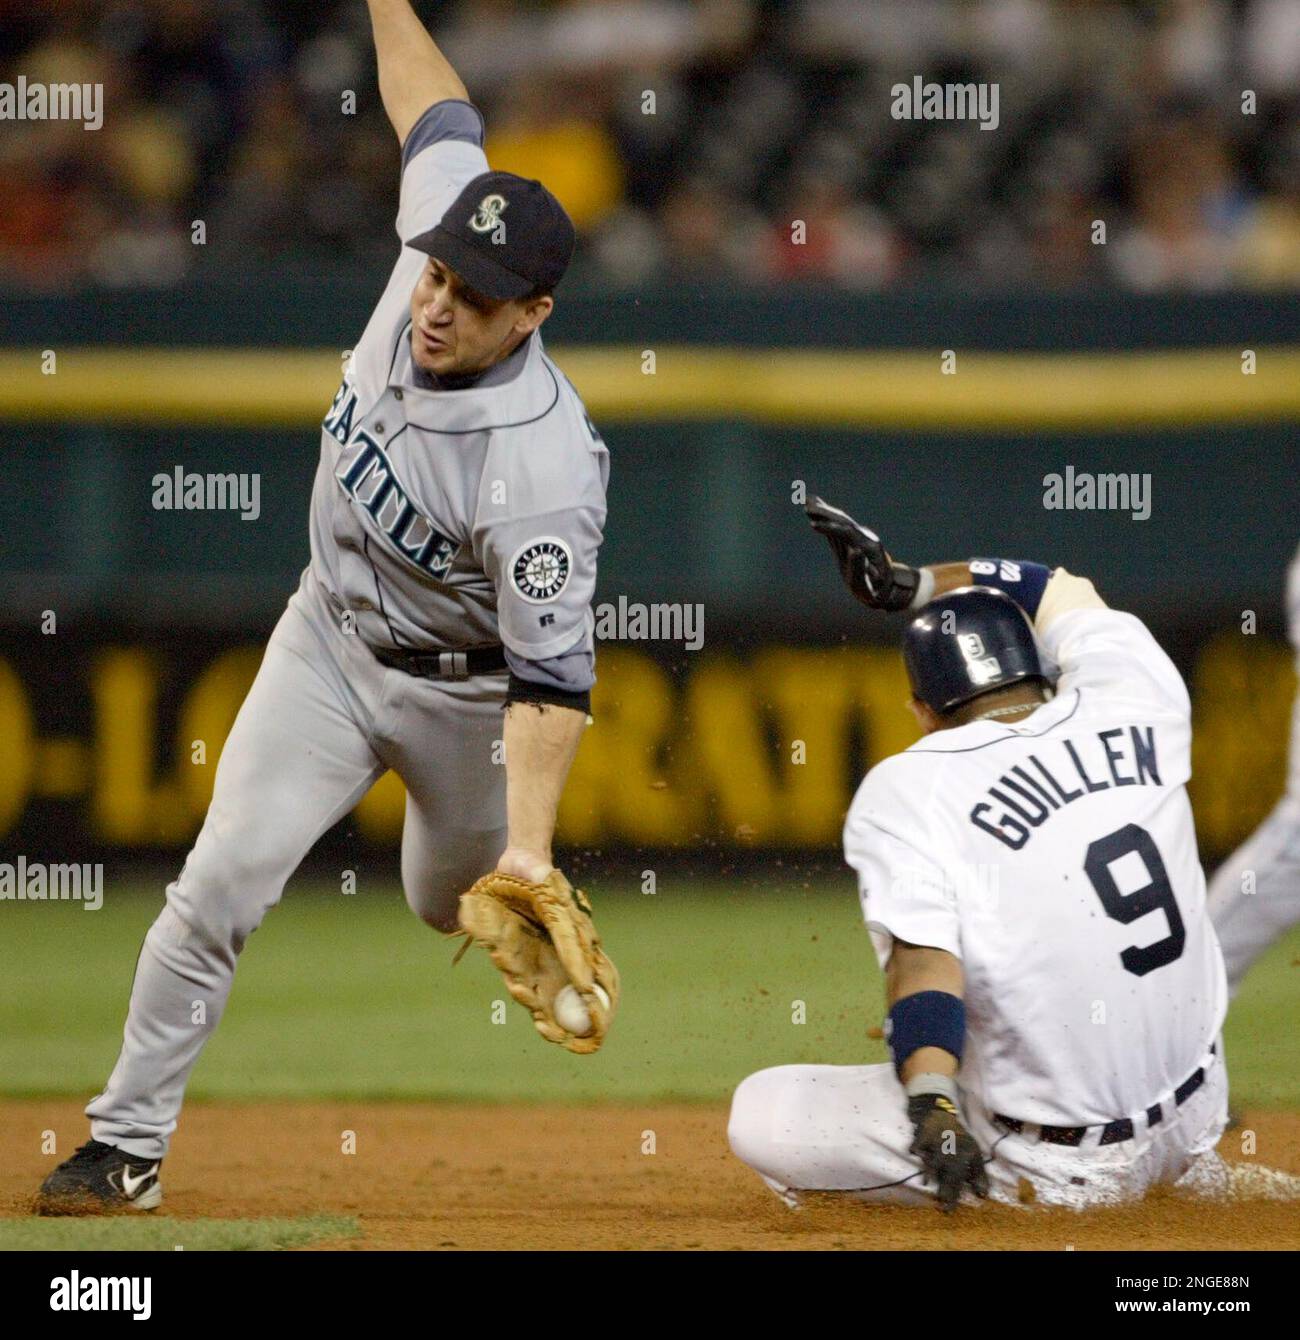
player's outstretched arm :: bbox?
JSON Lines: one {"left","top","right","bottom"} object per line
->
{"left": 803, "top": 495, "right": 926, "bottom": 610}
{"left": 804, "top": 494, "right": 1070, "bottom": 620}
{"left": 886, "top": 941, "right": 964, "bottom": 1082}
{"left": 497, "top": 701, "right": 588, "bottom": 884}
{"left": 886, "top": 940, "right": 989, "bottom": 1212}
{"left": 455, "top": 700, "right": 619, "bottom": 1056}
{"left": 366, "top": 0, "right": 469, "bottom": 145}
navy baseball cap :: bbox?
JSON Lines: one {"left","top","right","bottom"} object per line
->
{"left": 408, "top": 170, "right": 576, "bottom": 302}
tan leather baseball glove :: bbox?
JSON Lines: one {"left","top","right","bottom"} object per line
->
{"left": 455, "top": 869, "right": 619, "bottom": 1055}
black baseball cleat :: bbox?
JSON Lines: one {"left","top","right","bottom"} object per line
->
{"left": 35, "top": 1139, "right": 163, "bottom": 1215}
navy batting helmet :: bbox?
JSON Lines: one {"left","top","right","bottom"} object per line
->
{"left": 902, "top": 586, "right": 1048, "bottom": 715}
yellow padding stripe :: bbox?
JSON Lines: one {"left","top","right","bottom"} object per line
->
{"left": 0, "top": 346, "right": 1295, "bottom": 429}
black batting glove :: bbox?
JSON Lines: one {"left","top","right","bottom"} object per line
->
{"left": 907, "top": 1092, "right": 990, "bottom": 1213}
{"left": 804, "top": 496, "right": 921, "bottom": 612}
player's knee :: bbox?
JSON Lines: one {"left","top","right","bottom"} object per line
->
{"left": 401, "top": 835, "right": 499, "bottom": 933}
{"left": 169, "top": 842, "right": 284, "bottom": 952}
{"left": 405, "top": 888, "right": 461, "bottom": 934}
{"left": 728, "top": 1066, "right": 796, "bottom": 1175}
{"left": 400, "top": 864, "right": 466, "bottom": 933}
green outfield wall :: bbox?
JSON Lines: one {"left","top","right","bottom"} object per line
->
{"left": 1, "top": 284, "right": 1295, "bottom": 858}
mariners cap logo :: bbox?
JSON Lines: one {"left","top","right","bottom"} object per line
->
{"left": 510, "top": 537, "right": 571, "bottom": 603}
{"left": 469, "top": 193, "right": 508, "bottom": 235}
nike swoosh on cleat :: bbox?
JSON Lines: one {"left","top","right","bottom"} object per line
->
{"left": 119, "top": 1164, "right": 160, "bottom": 1199}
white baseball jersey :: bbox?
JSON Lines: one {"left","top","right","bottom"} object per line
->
{"left": 309, "top": 101, "right": 607, "bottom": 666}
{"left": 844, "top": 574, "right": 1227, "bottom": 1128}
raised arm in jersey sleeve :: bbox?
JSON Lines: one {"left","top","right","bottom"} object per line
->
{"left": 367, "top": 0, "right": 467, "bottom": 142}
{"left": 844, "top": 766, "right": 962, "bottom": 970}
{"left": 1033, "top": 568, "right": 1189, "bottom": 719}
{"left": 910, "top": 553, "right": 1186, "bottom": 719}
{"left": 396, "top": 100, "right": 489, "bottom": 243}
{"left": 365, "top": 0, "right": 489, "bottom": 239}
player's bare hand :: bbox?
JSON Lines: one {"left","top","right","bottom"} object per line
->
{"left": 495, "top": 846, "right": 555, "bottom": 884}
{"left": 907, "top": 1092, "right": 990, "bottom": 1212}
{"left": 804, "top": 495, "right": 920, "bottom": 612}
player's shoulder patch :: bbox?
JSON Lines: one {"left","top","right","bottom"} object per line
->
{"left": 509, "top": 536, "right": 572, "bottom": 603}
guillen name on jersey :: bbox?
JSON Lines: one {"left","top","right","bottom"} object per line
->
{"left": 970, "top": 725, "right": 1161, "bottom": 850}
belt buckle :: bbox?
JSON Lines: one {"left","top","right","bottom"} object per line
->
{"left": 437, "top": 651, "right": 469, "bottom": 679}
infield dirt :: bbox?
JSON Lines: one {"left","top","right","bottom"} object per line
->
{"left": 2, "top": 1100, "right": 1298, "bottom": 1250}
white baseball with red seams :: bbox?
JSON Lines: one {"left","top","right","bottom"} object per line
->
{"left": 554, "top": 985, "right": 610, "bottom": 1036}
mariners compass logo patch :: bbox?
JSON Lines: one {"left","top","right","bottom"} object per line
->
{"left": 510, "top": 537, "right": 571, "bottom": 603}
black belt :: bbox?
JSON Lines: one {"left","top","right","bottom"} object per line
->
{"left": 995, "top": 1046, "right": 1214, "bottom": 1148}
{"left": 371, "top": 645, "right": 508, "bottom": 679}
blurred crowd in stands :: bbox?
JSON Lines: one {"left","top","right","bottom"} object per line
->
{"left": 1, "top": 0, "right": 1298, "bottom": 292}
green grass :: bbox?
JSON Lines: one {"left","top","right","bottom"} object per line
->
{"left": 0, "top": 1215, "right": 356, "bottom": 1251}
{"left": 2, "top": 875, "right": 1297, "bottom": 1106}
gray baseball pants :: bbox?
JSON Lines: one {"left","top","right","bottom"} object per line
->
{"left": 87, "top": 570, "right": 507, "bottom": 1159}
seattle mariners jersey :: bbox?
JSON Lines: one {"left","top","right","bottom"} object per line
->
{"left": 309, "top": 100, "right": 607, "bottom": 663}
{"left": 844, "top": 574, "right": 1227, "bottom": 1128}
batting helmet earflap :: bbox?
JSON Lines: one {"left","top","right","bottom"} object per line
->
{"left": 902, "top": 586, "right": 1048, "bottom": 715}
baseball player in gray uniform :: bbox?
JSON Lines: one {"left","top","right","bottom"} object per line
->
{"left": 1207, "top": 542, "right": 1300, "bottom": 995}
{"left": 38, "top": 0, "right": 609, "bottom": 1214}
